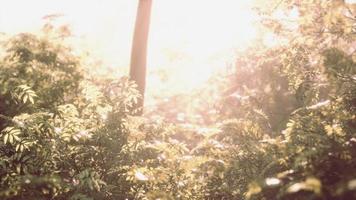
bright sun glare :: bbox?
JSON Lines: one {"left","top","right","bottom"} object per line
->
{"left": 149, "top": 0, "right": 257, "bottom": 96}
{"left": 0, "top": 0, "right": 258, "bottom": 99}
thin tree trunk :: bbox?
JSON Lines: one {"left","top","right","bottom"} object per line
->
{"left": 130, "top": 0, "right": 153, "bottom": 115}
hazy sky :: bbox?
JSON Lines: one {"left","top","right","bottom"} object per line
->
{"left": 0, "top": 0, "right": 258, "bottom": 95}
{"left": 0, "top": 0, "right": 137, "bottom": 68}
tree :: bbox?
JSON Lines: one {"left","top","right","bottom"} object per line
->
{"left": 129, "top": 0, "right": 153, "bottom": 115}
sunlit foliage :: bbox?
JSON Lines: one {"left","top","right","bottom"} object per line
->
{"left": 0, "top": 0, "right": 355, "bottom": 199}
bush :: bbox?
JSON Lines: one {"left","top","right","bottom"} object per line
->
{"left": 1, "top": 1, "right": 355, "bottom": 199}
{"left": 0, "top": 32, "right": 141, "bottom": 199}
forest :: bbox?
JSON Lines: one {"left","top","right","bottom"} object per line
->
{"left": 0, "top": 0, "right": 355, "bottom": 199}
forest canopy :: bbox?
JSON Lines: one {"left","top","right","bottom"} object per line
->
{"left": 0, "top": 0, "right": 355, "bottom": 199}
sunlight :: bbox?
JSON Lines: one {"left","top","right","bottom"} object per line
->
{"left": 0, "top": 0, "right": 258, "bottom": 95}
{"left": 2, "top": 0, "right": 355, "bottom": 198}
{"left": 148, "top": 0, "right": 258, "bottom": 94}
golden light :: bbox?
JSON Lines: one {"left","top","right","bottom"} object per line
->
{"left": 0, "top": 0, "right": 258, "bottom": 99}
{"left": 147, "top": 0, "right": 258, "bottom": 104}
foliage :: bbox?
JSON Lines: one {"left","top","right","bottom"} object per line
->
{"left": 1, "top": 0, "right": 355, "bottom": 199}
{"left": 0, "top": 31, "right": 141, "bottom": 199}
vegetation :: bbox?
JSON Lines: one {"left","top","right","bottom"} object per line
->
{"left": 0, "top": 0, "right": 355, "bottom": 199}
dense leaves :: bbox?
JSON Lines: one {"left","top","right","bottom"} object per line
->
{"left": 0, "top": 0, "right": 355, "bottom": 199}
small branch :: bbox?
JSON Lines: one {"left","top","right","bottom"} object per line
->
{"left": 0, "top": 114, "right": 24, "bottom": 128}
{"left": 271, "top": 0, "right": 285, "bottom": 13}
{"left": 0, "top": 114, "right": 13, "bottom": 122}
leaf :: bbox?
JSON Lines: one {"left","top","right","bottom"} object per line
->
{"left": 9, "top": 128, "right": 21, "bottom": 136}
{"left": 13, "top": 134, "right": 20, "bottom": 141}
{"left": 4, "top": 133, "right": 9, "bottom": 144}
{"left": 29, "top": 95, "right": 34, "bottom": 104}
{"left": 135, "top": 171, "right": 148, "bottom": 181}
{"left": 245, "top": 182, "right": 262, "bottom": 199}
{"left": 15, "top": 144, "right": 20, "bottom": 152}
{"left": 23, "top": 94, "right": 28, "bottom": 103}
{"left": 12, "top": 85, "right": 37, "bottom": 104}
{"left": 9, "top": 134, "right": 13, "bottom": 144}
{"left": 266, "top": 177, "right": 281, "bottom": 186}
{"left": 287, "top": 177, "right": 321, "bottom": 195}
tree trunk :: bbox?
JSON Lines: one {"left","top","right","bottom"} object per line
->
{"left": 129, "top": 0, "right": 153, "bottom": 115}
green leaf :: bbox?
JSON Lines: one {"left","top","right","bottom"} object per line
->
{"left": 23, "top": 94, "right": 28, "bottom": 103}
{"left": 4, "top": 133, "right": 9, "bottom": 144}
{"left": 9, "top": 134, "right": 13, "bottom": 144}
